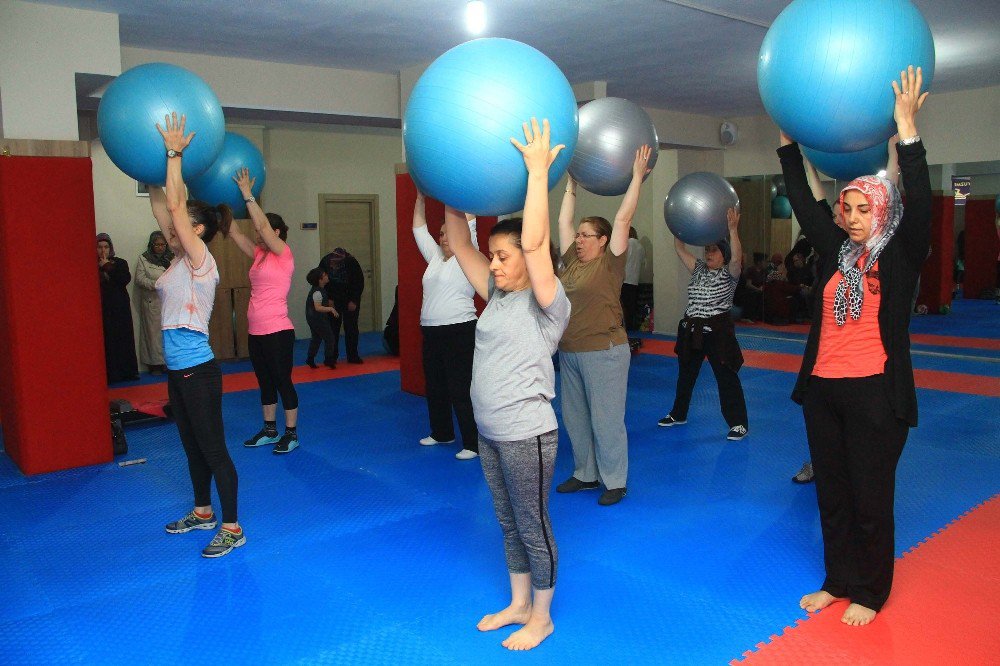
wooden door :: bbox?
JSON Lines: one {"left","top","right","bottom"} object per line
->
{"left": 319, "top": 195, "right": 380, "bottom": 332}
{"left": 206, "top": 218, "right": 253, "bottom": 359}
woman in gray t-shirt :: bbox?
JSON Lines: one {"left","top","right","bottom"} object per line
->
{"left": 444, "top": 118, "right": 570, "bottom": 652}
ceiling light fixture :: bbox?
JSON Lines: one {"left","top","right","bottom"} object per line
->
{"left": 466, "top": 1, "right": 486, "bottom": 35}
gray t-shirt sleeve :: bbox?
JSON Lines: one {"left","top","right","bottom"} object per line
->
{"left": 538, "top": 280, "right": 571, "bottom": 354}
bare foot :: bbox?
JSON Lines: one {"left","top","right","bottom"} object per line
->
{"left": 841, "top": 603, "right": 876, "bottom": 626}
{"left": 477, "top": 604, "right": 531, "bottom": 632}
{"left": 800, "top": 590, "right": 842, "bottom": 612}
{"left": 501, "top": 616, "right": 554, "bottom": 651}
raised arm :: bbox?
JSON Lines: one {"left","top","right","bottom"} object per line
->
{"left": 802, "top": 154, "right": 826, "bottom": 203}
{"left": 778, "top": 132, "right": 845, "bottom": 258}
{"left": 511, "top": 118, "right": 563, "bottom": 308}
{"left": 674, "top": 237, "right": 697, "bottom": 273}
{"left": 148, "top": 186, "right": 179, "bottom": 254}
{"left": 609, "top": 145, "right": 653, "bottom": 256}
{"left": 884, "top": 135, "right": 900, "bottom": 188}
{"left": 891, "top": 66, "right": 931, "bottom": 266}
{"left": 557, "top": 176, "right": 578, "bottom": 255}
{"left": 235, "top": 168, "right": 285, "bottom": 256}
{"left": 444, "top": 205, "right": 490, "bottom": 300}
{"left": 156, "top": 112, "right": 205, "bottom": 268}
{"left": 727, "top": 207, "right": 743, "bottom": 279}
{"left": 411, "top": 192, "right": 442, "bottom": 264}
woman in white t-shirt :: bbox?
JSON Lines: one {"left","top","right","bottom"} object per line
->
{"left": 412, "top": 193, "right": 480, "bottom": 460}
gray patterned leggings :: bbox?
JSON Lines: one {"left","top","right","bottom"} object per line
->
{"left": 479, "top": 429, "right": 558, "bottom": 590}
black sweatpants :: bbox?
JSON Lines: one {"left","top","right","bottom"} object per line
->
{"left": 620, "top": 282, "right": 639, "bottom": 331}
{"left": 803, "top": 374, "right": 909, "bottom": 612}
{"left": 670, "top": 329, "right": 748, "bottom": 427}
{"left": 332, "top": 298, "right": 361, "bottom": 362}
{"left": 167, "top": 360, "right": 239, "bottom": 523}
{"left": 306, "top": 315, "right": 336, "bottom": 365}
{"left": 422, "top": 320, "right": 478, "bottom": 451}
{"left": 248, "top": 329, "right": 298, "bottom": 409}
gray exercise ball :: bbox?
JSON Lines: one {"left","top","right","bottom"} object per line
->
{"left": 772, "top": 174, "right": 787, "bottom": 197}
{"left": 568, "top": 97, "right": 659, "bottom": 196}
{"left": 663, "top": 172, "right": 740, "bottom": 246}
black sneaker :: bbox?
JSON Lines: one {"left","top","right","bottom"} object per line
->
{"left": 598, "top": 487, "right": 627, "bottom": 506}
{"left": 727, "top": 425, "right": 749, "bottom": 441}
{"left": 201, "top": 527, "right": 246, "bottom": 558}
{"left": 657, "top": 414, "right": 687, "bottom": 427}
{"left": 792, "top": 462, "right": 814, "bottom": 484}
{"left": 556, "top": 477, "right": 600, "bottom": 493}
{"left": 273, "top": 432, "right": 299, "bottom": 454}
{"left": 306, "top": 359, "right": 318, "bottom": 369}
{"left": 244, "top": 428, "right": 280, "bottom": 448}
{"left": 165, "top": 510, "right": 217, "bottom": 534}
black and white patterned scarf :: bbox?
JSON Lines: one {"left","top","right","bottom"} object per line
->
{"left": 833, "top": 175, "right": 902, "bottom": 326}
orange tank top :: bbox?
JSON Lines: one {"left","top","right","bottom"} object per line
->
{"left": 812, "top": 258, "right": 887, "bottom": 378}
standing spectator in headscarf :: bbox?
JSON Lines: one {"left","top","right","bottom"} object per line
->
{"left": 135, "top": 231, "right": 173, "bottom": 374}
{"left": 97, "top": 233, "right": 139, "bottom": 382}
{"left": 319, "top": 247, "right": 365, "bottom": 364}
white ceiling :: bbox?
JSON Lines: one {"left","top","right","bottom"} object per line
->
{"left": 27, "top": 0, "right": 1000, "bottom": 118}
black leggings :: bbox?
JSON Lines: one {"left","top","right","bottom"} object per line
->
{"left": 422, "top": 320, "right": 478, "bottom": 451}
{"left": 167, "top": 360, "right": 239, "bottom": 523}
{"left": 248, "top": 329, "right": 298, "bottom": 409}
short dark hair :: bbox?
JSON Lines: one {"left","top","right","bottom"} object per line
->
{"left": 306, "top": 267, "right": 326, "bottom": 286}
{"left": 187, "top": 200, "right": 232, "bottom": 244}
{"left": 265, "top": 212, "right": 289, "bottom": 242}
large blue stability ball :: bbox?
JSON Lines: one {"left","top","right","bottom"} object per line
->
{"left": 188, "top": 133, "right": 266, "bottom": 219}
{"left": 802, "top": 143, "right": 888, "bottom": 182}
{"left": 568, "top": 97, "right": 659, "bottom": 196}
{"left": 98, "top": 63, "right": 225, "bottom": 185}
{"left": 403, "top": 38, "right": 578, "bottom": 216}
{"left": 758, "top": 0, "right": 935, "bottom": 153}
{"left": 772, "top": 195, "right": 792, "bottom": 219}
{"left": 663, "top": 172, "right": 739, "bottom": 246}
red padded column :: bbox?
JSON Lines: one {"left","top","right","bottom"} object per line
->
{"left": 0, "top": 156, "right": 111, "bottom": 474}
{"left": 916, "top": 193, "right": 954, "bottom": 313}
{"left": 395, "top": 171, "right": 494, "bottom": 396}
{"left": 962, "top": 197, "right": 999, "bottom": 299}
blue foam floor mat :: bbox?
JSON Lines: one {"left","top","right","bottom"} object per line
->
{"left": 2, "top": 322, "right": 999, "bottom": 664}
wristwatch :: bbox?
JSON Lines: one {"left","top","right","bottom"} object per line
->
{"left": 244, "top": 195, "right": 256, "bottom": 205}
{"left": 166, "top": 149, "right": 182, "bottom": 158}
{"left": 897, "top": 135, "right": 921, "bottom": 146}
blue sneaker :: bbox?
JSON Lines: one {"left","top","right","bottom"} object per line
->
{"left": 165, "top": 510, "right": 217, "bottom": 534}
{"left": 273, "top": 432, "right": 299, "bottom": 454}
{"left": 244, "top": 427, "right": 280, "bottom": 448}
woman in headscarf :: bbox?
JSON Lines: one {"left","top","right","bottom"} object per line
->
{"left": 135, "top": 231, "right": 173, "bottom": 374}
{"left": 97, "top": 232, "right": 139, "bottom": 382}
{"left": 777, "top": 66, "right": 931, "bottom": 626}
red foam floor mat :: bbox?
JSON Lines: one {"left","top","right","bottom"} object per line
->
{"left": 733, "top": 494, "right": 1000, "bottom": 665}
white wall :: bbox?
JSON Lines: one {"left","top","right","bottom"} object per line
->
{"left": 0, "top": 0, "right": 119, "bottom": 140}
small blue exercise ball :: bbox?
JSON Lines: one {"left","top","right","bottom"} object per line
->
{"left": 188, "top": 133, "right": 266, "bottom": 219}
{"left": 403, "top": 38, "right": 578, "bottom": 216}
{"left": 663, "top": 172, "right": 739, "bottom": 246}
{"left": 758, "top": 0, "right": 934, "bottom": 153}
{"left": 568, "top": 97, "right": 658, "bottom": 196}
{"left": 98, "top": 63, "right": 225, "bottom": 185}
{"left": 802, "top": 143, "right": 888, "bottom": 182}
{"left": 772, "top": 195, "right": 793, "bottom": 219}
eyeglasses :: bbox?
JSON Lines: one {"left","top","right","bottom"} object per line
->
{"left": 575, "top": 232, "right": 600, "bottom": 239}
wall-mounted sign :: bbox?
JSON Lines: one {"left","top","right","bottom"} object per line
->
{"left": 952, "top": 176, "right": 971, "bottom": 206}
{"left": 301, "top": 222, "right": 318, "bottom": 230}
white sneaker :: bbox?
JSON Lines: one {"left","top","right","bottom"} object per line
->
{"left": 455, "top": 449, "right": 479, "bottom": 460}
{"left": 419, "top": 436, "right": 455, "bottom": 446}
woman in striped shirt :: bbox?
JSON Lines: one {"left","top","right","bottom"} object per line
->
{"left": 658, "top": 208, "right": 749, "bottom": 440}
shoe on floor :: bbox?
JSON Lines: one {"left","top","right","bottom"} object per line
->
{"left": 324, "top": 361, "right": 337, "bottom": 369}
{"left": 165, "top": 510, "right": 217, "bottom": 534}
{"left": 273, "top": 432, "right": 299, "bottom": 454}
{"left": 419, "top": 436, "right": 455, "bottom": 446}
{"left": 598, "top": 487, "right": 627, "bottom": 506}
{"left": 201, "top": 527, "right": 246, "bottom": 558}
{"left": 455, "top": 449, "right": 479, "bottom": 460}
{"left": 792, "top": 461, "right": 814, "bottom": 484}
{"left": 244, "top": 428, "right": 280, "bottom": 448}
{"left": 556, "top": 477, "right": 601, "bottom": 493}
{"left": 727, "top": 425, "right": 749, "bottom": 441}
{"left": 657, "top": 414, "right": 687, "bottom": 427}
{"left": 306, "top": 359, "right": 318, "bottom": 369}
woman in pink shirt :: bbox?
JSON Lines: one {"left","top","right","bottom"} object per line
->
{"left": 227, "top": 168, "right": 299, "bottom": 454}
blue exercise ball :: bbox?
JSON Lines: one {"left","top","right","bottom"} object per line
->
{"left": 802, "top": 143, "right": 888, "bottom": 182}
{"left": 188, "top": 133, "right": 266, "bottom": 219}
{"left": 663, "top": 172, "right": 739, "bottom": 246}
{"left": 568, "top": 97, "right": 658, "bottom": 196}
{"left": 772, "top": 195, "right": 792, "bottom": 219}
{"left": 403, "top": 38, "right": 578, "bottom": 216}
{"left": 995, "top": 194, "right": 1000, "bottom": 216}
{"left": 758, "top": 0, "right": 934, "bottom": 153}
{"left": 98, "top": 63, "right": 225, "bottom": 185}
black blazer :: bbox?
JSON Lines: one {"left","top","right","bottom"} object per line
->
{"left": 778, "top": 140, "right": 931, "bottom": 427}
